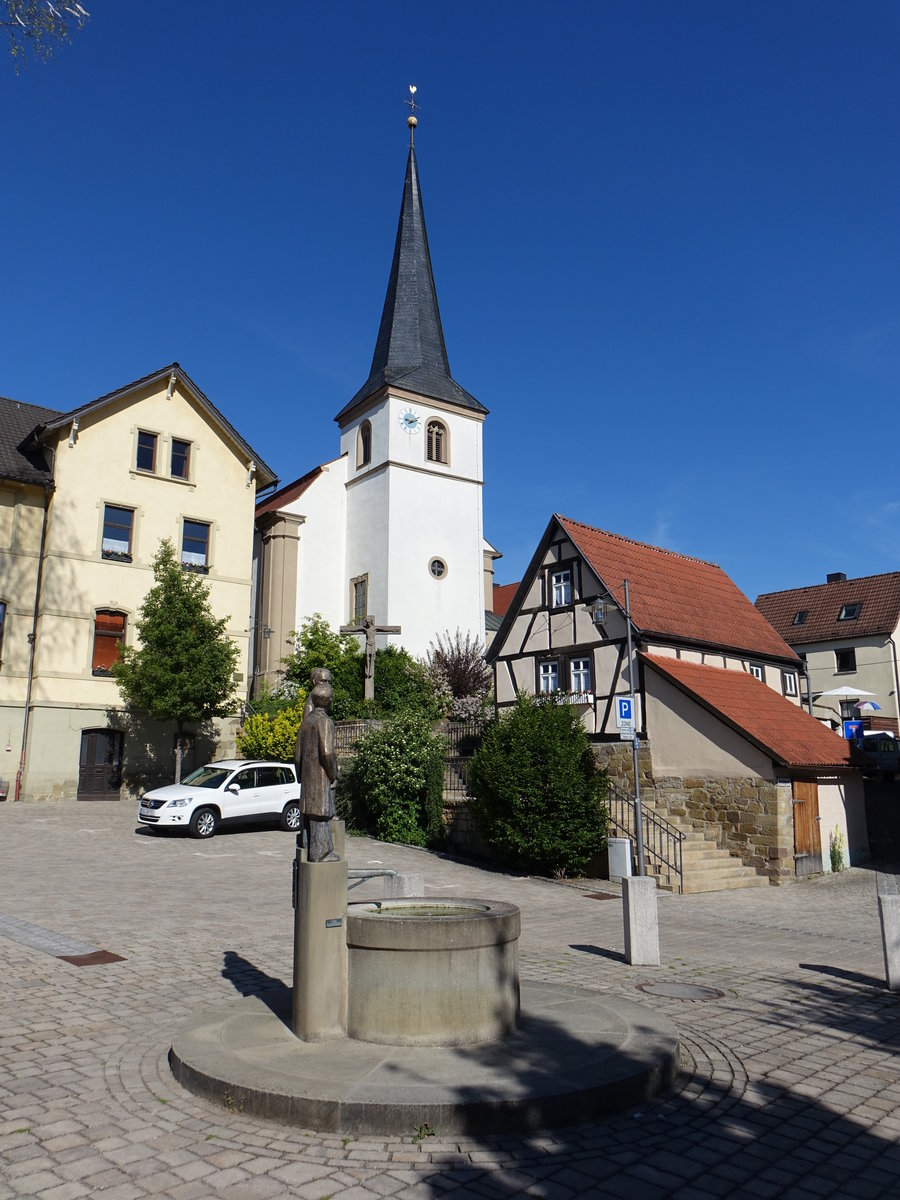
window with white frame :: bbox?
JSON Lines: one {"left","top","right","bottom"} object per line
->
{"left": 570, "top": 657, "right": 592, "bottom": 697}
{"left": 551, "top": 569, "right": 572, "bottom": 607}
{"left": 782, "top": 671, "right": 798, "bottom": 697}
{"left": 539, "top": 660, "right": 559, "bottom": 694}
{"left": 749, "top": 663, "right": 764, "bottom": 682}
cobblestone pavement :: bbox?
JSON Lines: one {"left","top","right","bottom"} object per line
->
{"left": 1, "top": 800, "right": 898, "bottom": 1199}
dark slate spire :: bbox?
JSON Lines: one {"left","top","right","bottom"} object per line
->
{"left": 336, "top": 135, "right": 486, "bottom": 422}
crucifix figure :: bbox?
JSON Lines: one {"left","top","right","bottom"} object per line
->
{"left": 339, "top": 614, "right": 402, "bottom": 702}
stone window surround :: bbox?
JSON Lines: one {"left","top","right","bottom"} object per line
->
{"left": 131, "top": 426, "right": 198, "bottom": 485}
{"left": 425, "top": 418, "right": 449, "bottom": 466}
{"left": 350, "top": 573, "right": 369, "bottom": 623}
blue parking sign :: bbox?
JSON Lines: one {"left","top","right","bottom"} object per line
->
{"left": 616, "top": 697, "right": 633, "bottom": 723}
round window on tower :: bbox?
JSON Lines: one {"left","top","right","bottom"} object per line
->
{"left": 429, "top": 557, "right": 448, "bottom": 580}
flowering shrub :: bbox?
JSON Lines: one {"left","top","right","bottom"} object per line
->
{"left": 339, "top": 711, "right": 446, "bottom": 846}
{"left": 427, "top": 630, "right": 492, "bottom": 718}
{"left": 236, "top": 698, "right": 305, "bottom": 762}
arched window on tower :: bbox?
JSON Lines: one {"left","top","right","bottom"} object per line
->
{"left": 426, "top": 419, "right": 448, "bottom": 465}
{"left": 357, "top": 420, "right": 372, "bottom": 468}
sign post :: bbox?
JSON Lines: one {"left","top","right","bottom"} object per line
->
{"left": 623, "top": 580, "right": 646, "bottom": 877}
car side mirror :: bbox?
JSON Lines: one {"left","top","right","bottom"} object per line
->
{"left": 226, "top": 783, "right": 240, "bottom": 794}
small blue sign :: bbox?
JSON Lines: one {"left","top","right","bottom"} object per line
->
{"left": 843, "top": 719, "right": 863, "bottom": 741}
{"left": 616, "top": 697, "right": 633, "bottom": 723}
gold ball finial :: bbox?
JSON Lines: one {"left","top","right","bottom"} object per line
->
{"left": 407, "top": 115, "right": 418, "bottom": 129}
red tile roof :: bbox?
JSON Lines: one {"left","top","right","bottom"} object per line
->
{"left": 256, "top": 461, "right": 331, "bottom": 516}
{"left": 756, "top": 573, "right": 900, "bottom": 645}
{"left": 556, "top": 516, "right": 797, "bottom": 662}
{"left": 492, "top": 582, "right": 519, "bottom": 617}
{"left": 642, "top": 654, "right": 856, "bottom": 769}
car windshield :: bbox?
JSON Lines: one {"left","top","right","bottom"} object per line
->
{"left": 181, "top": 766, "right": 232, "bottom": 789}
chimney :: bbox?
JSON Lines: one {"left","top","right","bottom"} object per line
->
{"left": 826, "top": 572, "right": 847, "bottom": 584}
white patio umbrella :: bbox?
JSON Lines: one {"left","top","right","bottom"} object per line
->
{"left": 818, "top": 686, "right": 877, "bottom": 698}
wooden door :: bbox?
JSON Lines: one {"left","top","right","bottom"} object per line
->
{"left": 77, "top": 730, "right": 124, "bottom": 801}
{"left": 792, "top": 779, "right": 822, "bottom": 876}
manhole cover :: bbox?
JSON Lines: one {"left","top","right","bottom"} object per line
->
{"left": 637, "top": 981, "right": 724, "bottom": 1001}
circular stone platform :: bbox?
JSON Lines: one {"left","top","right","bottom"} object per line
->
{"left": 169, "top": 980, "right": 680, "bottom": 1136}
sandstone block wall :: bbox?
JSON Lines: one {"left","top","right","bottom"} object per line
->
{"left": 591, "top": 740, "right": 795, "bottom": 884}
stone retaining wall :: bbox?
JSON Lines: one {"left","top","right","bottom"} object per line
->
{"left": 591, "top": 740, "right": 795, "bottom": 884}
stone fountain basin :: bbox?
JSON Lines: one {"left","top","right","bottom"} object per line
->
{"left": 346, "top": 898, "right": 520, "bottom": 1046}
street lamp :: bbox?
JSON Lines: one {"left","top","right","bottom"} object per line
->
{"left": 591, "top": 582, "right": 646, "bottom": 877}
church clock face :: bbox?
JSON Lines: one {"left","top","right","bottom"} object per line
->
{"left": 399, "top": 408, "right": 421, "bottom": 434}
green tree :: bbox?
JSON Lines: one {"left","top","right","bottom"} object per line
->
{"left": 112, "top": 539, "right": 240, "bottom": 781}
{"left": 369, "top": 644, "right": 439, "bottom": 720}
{"left": 3, "top": 1, "right": 89, "bottom": 70}
{"left": 281, "top": 614, "right": 363, "bottom": 720}
{"left": 468, "top": 693, "right": 607, "bottom": 876}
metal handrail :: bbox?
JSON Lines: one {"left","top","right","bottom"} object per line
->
{"left": 607, "top": 780, "right": 685, "bottom": 894}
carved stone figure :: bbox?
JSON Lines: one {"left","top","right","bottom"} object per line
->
{"left": 294, "top": 680, "right": 338, "bottom": 862}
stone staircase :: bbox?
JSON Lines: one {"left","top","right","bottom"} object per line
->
{"left": 639, "top": 795, "right": 769, "bottom": 894}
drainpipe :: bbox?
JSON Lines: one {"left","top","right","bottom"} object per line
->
{"left": 14, "top": 474, "right": 54, "bottom": 801}
{"left": 890, "top": 637, "right": 900, "bottom": 731}
{"left": 803, "top": 659, "right": 814, "bottom": 717}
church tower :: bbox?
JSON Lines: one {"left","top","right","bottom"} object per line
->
{"left": 334, "top": 112, "right": 488, "bottom": 657}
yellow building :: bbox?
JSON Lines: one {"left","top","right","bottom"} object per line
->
{"left": 0, "top": 364, "right": 277, "bottom": 802}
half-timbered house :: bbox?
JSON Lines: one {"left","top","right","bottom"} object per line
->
{"left": 487, "top": 515, "right": 868, "bottom": 888}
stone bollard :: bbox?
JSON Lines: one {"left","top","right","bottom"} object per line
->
{"left": 384, "top": 872, "right": 425, "bottom": 898}
{"left": 622, "top": 875, "right": 660, "bottom": 966}
{"left": 877, "top": 872, "right": 900, "bottom": 992}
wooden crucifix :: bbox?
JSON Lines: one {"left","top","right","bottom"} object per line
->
{"left": 339, "top": 614, "right": 402, "bottom": 702}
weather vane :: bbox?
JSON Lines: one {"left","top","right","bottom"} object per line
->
{"left": 406, "top": 84, "right": 419, "bottom": 143}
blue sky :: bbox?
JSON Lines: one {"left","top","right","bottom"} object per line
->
{"left": 3, "top": 1, "right": 898, "bottom": 601}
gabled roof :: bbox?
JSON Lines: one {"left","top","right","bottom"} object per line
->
{"left": 0, "top": 397, "right": 60, "bottom": 485}
{"left": 756, "top": 573, "right": 900, "bottom": 645}
{"left": 31, "top": 363, "right": 278, "bottom": 488}
{"left": 255, "top": 459, "right": 337, "bottom": 517}
{"left": 492, "top": 582, "right": 519, "bottom": 618}
{"left": 643, "top": 654, "right": 857, "bottom": 770}
{"left": 556, "top": 516, "right": 798, "bottom": 662}
{"left": 335, "top": 142, "right": 486, "bottom": 423}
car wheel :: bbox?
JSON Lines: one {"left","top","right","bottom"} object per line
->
{"left": 189, "top": 807, "right": 217, "bottom": 839}
{"left": 281, "top": 801, "right": 302, "bottom": 832}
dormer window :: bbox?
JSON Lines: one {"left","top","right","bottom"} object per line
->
{"left": 792, "top": 610, "right": 808, "bottom": 625}
{"left": 838, "top": 603, "right": 861, "bottom": 621}
{"left": 357, "top": 420, "right": 372, "bottom": 468}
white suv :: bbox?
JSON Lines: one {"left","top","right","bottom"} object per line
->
{"left": 137, "top": 760, "right": 301, "bottom": 839}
